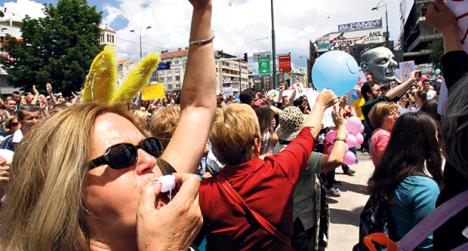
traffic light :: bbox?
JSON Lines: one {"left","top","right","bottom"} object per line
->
{"left": 243, "top": 53, "right": 248, "bottom": 62}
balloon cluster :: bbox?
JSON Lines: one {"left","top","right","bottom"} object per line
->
{"left": 325, "top": 116, "right": 364, "bottom": 165}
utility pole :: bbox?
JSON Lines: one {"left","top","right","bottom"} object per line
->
{"left": 270, "top": 0, "right": 277, "bottom": 89}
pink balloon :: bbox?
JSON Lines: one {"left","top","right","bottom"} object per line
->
{"left": 347, "top": 134, "right": 358, "bottom": 148}
{"left": 325, "top": 130, "right": 336, "bottom": 144}
{"left": 346, "top": 116, "right": 362, "bottom": 135}
{"left": 343, "top": 151, "right": 356, "bottom": 165}
{"left": 359, "top": 123, "right": 365, "bottom": 133}
{"left": 356, "top": 133, "right": 364, "bottom": 145}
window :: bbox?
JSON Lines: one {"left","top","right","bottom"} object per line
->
{"left": 175, "top": 76, "right": 180, "bottom": 81}
{"left": 167, "top": 76, "right": 173, "bottom": 82}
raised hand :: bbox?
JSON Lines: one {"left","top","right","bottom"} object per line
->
{"left": 316, "top": 89, "right": 338, "bottom": 109}
{"left": 188, "top": 0, "right": 212, "bottom": 10}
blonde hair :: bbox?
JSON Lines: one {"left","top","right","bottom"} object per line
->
{"left": 368, "top": 101, "right": 399, "bottom": 129}
{"left": 150, "top": 105, "right": 180, "bottom": 148}
{"left": 209, "top": 104, "right": 261, "bottom": 165}
{"left": 0, "top": 103, "right": 142, "bottom": 251}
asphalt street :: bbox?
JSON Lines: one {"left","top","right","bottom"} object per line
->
{"left": 327, "top": 152, "right": 374, "bottom": 251}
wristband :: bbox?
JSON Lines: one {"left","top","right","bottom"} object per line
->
{"left": 189, "top": 34, "right": 215, "bottom": 46}
{"left": 334, "top": 137, "right": 346, "bottom": 143}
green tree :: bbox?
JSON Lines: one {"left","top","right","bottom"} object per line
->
{"left": 1, "top": 0, "right": 102, "bottom": 95}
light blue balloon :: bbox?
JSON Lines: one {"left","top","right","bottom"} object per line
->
{"left": 352, "top": 93, "right": 359, "bottom": 100}
{"left": 312, "top": 51, "right": 360, "bottom": 96}
{"left": 434, "top": 68, "right": 441, "bottom": 75}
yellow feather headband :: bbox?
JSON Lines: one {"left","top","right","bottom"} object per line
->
{"left": 81, "top": 45, "right": 161, "bottom": 105}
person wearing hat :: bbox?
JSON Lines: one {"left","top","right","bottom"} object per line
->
{"left": 274, "top": 105, "right": 348, "bottom": 250}
{"left": 198, "top": 90, "right": 338, "bottom": 250}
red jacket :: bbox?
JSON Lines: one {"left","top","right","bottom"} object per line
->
{"left": 199, "top": 127, "right": 315, "bottom": 250}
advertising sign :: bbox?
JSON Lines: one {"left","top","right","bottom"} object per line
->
{"left": 338, "top": 19, "right": 382, "bottom": 32}
{"left": 157, "top": 62, "right": 171, "bottom": 71}
{"left": 278, "top": 54, "right": 292, "bottom": 73}
{"left": 258, "top": 55, "right": 271, "bottom": 75}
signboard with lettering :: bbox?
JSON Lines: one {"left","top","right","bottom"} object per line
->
{"left": 329, "top": 30, "right": 385, "bottom": 49}
{"left": 338, "top": 19, "right": 382, "bottom": 32}
{"left": 258, "top": 55, "right": 271, "bottom": 75}
{"left": 278, "top": 54, "right": 292, "bottom": 73}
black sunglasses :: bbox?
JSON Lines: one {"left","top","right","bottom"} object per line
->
{"left": 88, "top": 137, "right": 163, "bottom": 170}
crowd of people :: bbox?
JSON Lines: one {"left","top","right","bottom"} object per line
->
{"left": 0, "top": 0, "right": 467, "bottom": 250}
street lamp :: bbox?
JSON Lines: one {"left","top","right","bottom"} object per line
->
{"left": 270, "top": 0, "right": 278, "bottom": 89}
{"left": 371, "top": 0, "right": 389, "bottom": 48}
{"left": 130, "top": 26, "right": 152, "bottom": 59}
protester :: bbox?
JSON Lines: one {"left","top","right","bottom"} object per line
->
{"left": 0, "top": 0, "right": 215, "bottom": 250}
{"left": 254, "top": 105, "right": 278, "bottom": 156}
{"left": 361, "top": 70, "right": 420, "bottom": 132}
{"left": 0, "top": 155, "right": 9, "bottom": 207}
{"left": 367, "top": 112, "right": 443, "bottom": 250}
{"left": 426, "top": 0, "right": 468, "bottom": 248}
{"left": 368, "top": 102, "right": 399, "bottom": 167}
{"left": 0, "top": 105, "right": 41, "bottom": 151}
{"left": 274, "top": 104, "right": 347, "bottom": 250}
{"left": 198, "top": 90, "right": 337, "bottom": 250}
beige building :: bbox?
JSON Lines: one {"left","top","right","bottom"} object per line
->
{"left": 215, "top": 50, "right": 249, "bottom": 95}
{"left": 153, "top": 49, "right": 249, "bottom": 94}
{"left": 153, "top": 48, "right": 188, "bottom": 92}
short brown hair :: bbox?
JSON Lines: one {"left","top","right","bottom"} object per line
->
{"left": 150, "top": 105, "right": 180, "bottom": 148}
{"left": 209, "top": 104, "right": 261, "bottom": 166}
{"left": 368, "top": 102, "right": 399, "bottom": 129}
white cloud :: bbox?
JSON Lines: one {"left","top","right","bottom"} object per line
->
{"left": 2, "top": 0, "right": 403, "bottom": 64}
{"left": 1, "top": 0, "right": 45, "bottom": 20}
{"left": 109, "top": 0, "right": 402, "bottom": 62}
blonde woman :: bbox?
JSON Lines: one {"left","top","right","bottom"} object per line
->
{"left": 0, "top": 0, "right": 216, "bottom": 250}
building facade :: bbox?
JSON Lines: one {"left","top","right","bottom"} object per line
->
{"left": 153, "top": 49, "right": 249, "bottom": 94}
{"left": 153, "top": 48, "right": 188, "bottom": 92}
{"left": 0, "top": 17, "right": 22, "bottom": 94}
{"left": 400, "top": 0, "right": 441, "bottom": 64}
{"left": 99, "top": 27, "right": 116, "bottom": 46}
{"left": 215, "top": 50, "right": 249, "bottom": 94}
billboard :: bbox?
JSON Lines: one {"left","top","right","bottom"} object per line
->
{"left": 278, "top": 55, "right": 292, "bottom": 73}
{"left": 338, "top": 19, "right": 382, "bottom": 32}
{"left": 329, "top": 30, "right": 386, "bottom": 49}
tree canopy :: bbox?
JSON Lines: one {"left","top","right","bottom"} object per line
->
{"left": 1, "top": 0, "right": 102, "bottom": 95}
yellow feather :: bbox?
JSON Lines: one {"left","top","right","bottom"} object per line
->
{"left": 81, "top": 45, "right": 117, "bottom": 103}
{"left": 111, "top": 53, "right": 160, "bottom": 104}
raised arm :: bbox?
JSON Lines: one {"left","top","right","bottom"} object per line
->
{"left": 303, "top": 89, "right": 338, "bottom": 138}
{"left": 31, "top": 85, "right": 39, "bottom": 105}
{"left": 385, "top": 70, "right": 419, "bottom": 100}
{"left": 426, "top": 0, "right": 462, "bottom": 53}
{"left": 162, "top": 0, "right": 216, "bottom": 173}
{"left": 321, "top": 105, "right": 347, "bottom": 173}
{"left": 46, "top": 83, "right": 57, "bottom": 106}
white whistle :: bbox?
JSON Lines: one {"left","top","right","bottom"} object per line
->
{"left": 159, "top": 175, "right": 176, "bottom": 193}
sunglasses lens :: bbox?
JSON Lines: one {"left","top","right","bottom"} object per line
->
{"left": 140, "top": 138, "right": 163, "bottom": 158}
{"left": 107, "top": 144, "right": 137, "bottom": 169}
